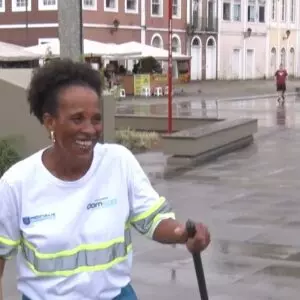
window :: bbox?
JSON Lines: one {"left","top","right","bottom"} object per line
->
{"left": 171, "top": 36, "right": 181, "bottom": 53}
{"left": 247, "top": 0, "right": 255, "bottom": 22}
{"left": 172, "top": 0, "right": 181, "bottom": 18}
{"left": 104, "top": 0, "right": 118, "bottom": 12}
{"left": 38, "top": 0, "right": 57, "bottom": 10}
{"left": 12, "top": 0, "right": 32, "bottom": 11}
{"left": 290, "top": 0, "right": 295, "bottom": 22}
{"left": 0, "top": 0, "right": 4, "bottom": 12}
{"left": 258, "top": 5, "right": 265, "bottom": 22}
{"left": 125, "top": 0, "right": 138, "bottom": 13}
{"left": 151, "top": 34, "right": 163, "bottom": 48}
{"left": 271, "top": 0, "right": 277, "bottom": 21}
{"left": 83, "top": 0, "right": 97, "bottom": 10}
{"left": 233, "top": 0, "right": 241, "bottom": 21}
{"left": 223, "top": 2, "right": 230, "bottom": 21}
{"left": 281, "top": 0, "right": 286, "bottom": 21}
{"left": 43, "top": 0, "right": 55, "bottom": 4}
{"left": 151, "top": 0, "right": 162, "bottom": 17}
{"left": 280, "top": 48, "right": 286, "bottom": 67}
{"left": 271, "top": 0, "right": 276, "bottom": 21}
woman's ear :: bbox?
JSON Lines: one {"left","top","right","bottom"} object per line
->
{"left": 43, "top": 112, "right": 55, "bottom": 133}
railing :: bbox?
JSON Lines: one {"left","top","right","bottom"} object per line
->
{"left": 192, "top": 15, "right": 218, "bottom": 32}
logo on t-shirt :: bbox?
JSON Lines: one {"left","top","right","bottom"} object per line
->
{"left": 87, "top": 197, "right": 117, "bottom": 210}
{"left": 22, "top": 213, "right": 56, "bottom": 226}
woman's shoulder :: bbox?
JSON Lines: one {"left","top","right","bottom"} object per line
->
{"left": 1, "top": 149, "right": 43, "bottom": 186}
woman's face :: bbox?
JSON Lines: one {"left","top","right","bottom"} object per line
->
{"left": 45, "top": 85, "right": 102, "bottom": 163}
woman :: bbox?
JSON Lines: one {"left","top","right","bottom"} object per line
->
{"left": 0, "top": 59, "right": 210, "bottom": 300}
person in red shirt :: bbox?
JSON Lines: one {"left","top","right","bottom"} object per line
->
{"left": 274, "top": 64, "right": 288, "bottom": 104}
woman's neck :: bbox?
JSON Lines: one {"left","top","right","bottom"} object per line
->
{"left": 43, "top": 146, "right": 93, "bottom": 181}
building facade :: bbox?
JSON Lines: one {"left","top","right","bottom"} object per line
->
{"left": 218, "top": 0, "right": 268, "bottom": 79}
{"left": 267, "top": 0, "right": 299, "bottom": 78}
{"left": 186, "top": 0, "right": 218, "bottom": 80}
{"left": 0, "top": 0, "right": 187, "bottom": 57}
{"left": 218, "top": 0, "right": 300, "bottom": 79}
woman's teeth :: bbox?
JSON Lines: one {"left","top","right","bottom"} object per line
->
{"left": 75, "top": 140, "right": 92, "bottom": 148}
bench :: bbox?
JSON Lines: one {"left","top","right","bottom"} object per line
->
{"left": 161, "top": 118, "right": 258, "bottom": 166}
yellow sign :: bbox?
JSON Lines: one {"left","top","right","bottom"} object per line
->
{"left": 152, "top": 74, "right": 167, "bottom": 83}
{"left": 134, "top": 74, "right": 151, "bottom": 96}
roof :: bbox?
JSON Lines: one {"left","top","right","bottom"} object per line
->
{"left": 117, "top": 41, "right": 191, "bottom": 61}
{"left": 0, "top": 41, "right": 41, "bottom": 62}
{"left": 25, "top": 39, "right": 141, "bottom": 58}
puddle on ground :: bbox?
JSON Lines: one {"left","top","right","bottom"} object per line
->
{"left": 256, "top": 264, "right": 300, "bottom": 279}
{"left": 228, "top": 216, "right": 283, "bottom": 226}
{"left": 214, "top": 240, "right": 295, "bottom": 260}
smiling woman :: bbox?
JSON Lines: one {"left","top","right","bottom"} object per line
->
{"left": 27, "top": 59, "right": 103, "bottom": 180}
{"left": 0, "top": 59, "right": 210, "bottom": 300}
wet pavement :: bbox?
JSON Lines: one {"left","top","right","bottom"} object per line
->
{"left": 124, "top": 78, "right": 300, "bottom": 101}
{"left": 3, "top": 96, "right": 300, "bottom": 299}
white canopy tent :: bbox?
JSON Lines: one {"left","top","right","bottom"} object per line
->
{"left": 117, "top": 41, "right": 191, "bottom": 60}
{"left": 0, "top": 41, "right": 42, "bottom": 62}
{"left": 25, "top": 39, "right": 141, "bottom": 58}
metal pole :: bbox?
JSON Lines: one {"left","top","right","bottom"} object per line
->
{"left": 167, "top": 0, "right": 173, "bottom": 133}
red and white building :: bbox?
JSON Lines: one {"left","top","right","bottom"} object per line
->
{"left": 0, "top": 0, "right": 186, "bottom": 53}
{"left": 0, "top": 0, "right": 219, "bottom": 80}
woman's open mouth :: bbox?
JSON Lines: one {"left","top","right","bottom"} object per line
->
{"left": 75, "top": 140, "right": 93, "bottom": 151}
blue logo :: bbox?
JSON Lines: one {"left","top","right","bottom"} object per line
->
{"left": 22, "top": 213, "right": 56, "bottom": 226}
{"left": 87, "top": 197, "right": 117, "bottom": 210}
{"left": 22, "top": 217, "right": 30, "bottom": 225}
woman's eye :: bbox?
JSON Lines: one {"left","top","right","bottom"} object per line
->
{"left": 93, "top": 116, "right": 102, "bottom": 123}
{"left": 71, "top": 116, "right": 83, "bottom": 123}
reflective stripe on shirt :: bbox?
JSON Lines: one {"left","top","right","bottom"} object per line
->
{"left": 130, "top": 197, "right": 175, "bottom": 235}
{"left": 21, "top": 227, "right": 132, "bottom": 277}
{"left": 0, "top": 236, "right": 20, "bottom": 258}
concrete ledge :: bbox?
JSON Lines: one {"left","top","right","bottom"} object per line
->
{"left": 167, "top": 135, "right": 253, "bottom": 166}
{"left": 161, "top": 118, "right": 258, "bottom": 165}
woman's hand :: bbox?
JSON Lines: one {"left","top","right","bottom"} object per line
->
{"left": 175, "top": 222, "right": 210, "bottom": 253}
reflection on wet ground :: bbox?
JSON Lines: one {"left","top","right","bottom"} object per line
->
{"left": 117, "top": 95, "right": 299, "bottom": 128}
{"left": 130, "top": 96, "right": 300, "bottom": 299}
{"left": 4, "top": 96, "right": 300, "bottom": 299}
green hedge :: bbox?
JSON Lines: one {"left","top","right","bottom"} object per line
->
{"left": 115, "top": 129, "right": 159, "bottom": 152}
{"left": 0, "top": 138, "right": 21, "bottom": 177}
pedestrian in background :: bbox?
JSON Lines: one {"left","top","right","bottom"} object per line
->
{"left": 274, "top": 64, "right": 288, "bottom": 104}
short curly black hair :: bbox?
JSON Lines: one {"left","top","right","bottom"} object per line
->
{"left": 27, "top": 58, "right": 102, "bottom": 124}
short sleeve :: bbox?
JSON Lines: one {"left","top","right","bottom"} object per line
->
{"left": 125, "top": 149, "right": 175, "bottom": 239}
{"left": 0, "top": 178, "right": 21, "bottom": 259}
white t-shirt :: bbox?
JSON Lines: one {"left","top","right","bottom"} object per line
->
{"left": 0, "top": 143, "right": 175, "bottom": 300}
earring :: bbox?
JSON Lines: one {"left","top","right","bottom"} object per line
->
{"left": 50, "top": 131, "right": 56, "bottom": 143}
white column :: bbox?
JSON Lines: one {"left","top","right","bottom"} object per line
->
{"left": 277, "top": 0, "right": 280, "bottom": 67}
{"left": 295, "top": 0, "right": 299, "bottom": 76}
{"left": 265, "top": 0, "right": 270, "bottom": 77}
{"left": 242, "top": 0, "right": 247, "bottom": 79}
{"left": 187, "top": 0, "right": 191, "bottom": 23}
{"left": 217, "top": 0, "right": 222, "bottom": 78}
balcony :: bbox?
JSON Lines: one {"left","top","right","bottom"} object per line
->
{"left": 192, "top": 14, "right": 218, "bottom": 32}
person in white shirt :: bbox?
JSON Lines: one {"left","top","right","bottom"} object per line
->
{"left": 0, "top": 59, "right": 210, "bottom": 300}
